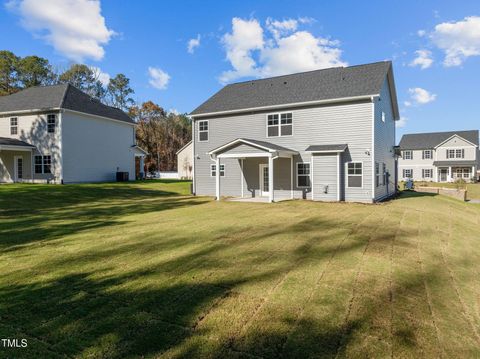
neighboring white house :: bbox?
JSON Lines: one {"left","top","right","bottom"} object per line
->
{"left": 176, "top": 140, "right": 193, "bottom": 179}
{"left": 190, "top": 61, "right": 400, "bottom": 203}
{"left": 0, "top": 84, "right": 146, "bottom": 183}
{"left": 398, "top": 130, "right": 479, "bottom": 182}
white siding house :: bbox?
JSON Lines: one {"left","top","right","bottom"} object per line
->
{"left": 398, "top": 130, "right": 479, "bottom": 183}
{"left": 176, "top": 141, "right": 193, "bottom": 179}
{"left": 0, "top": 84, "right": 144, "bottom": 183}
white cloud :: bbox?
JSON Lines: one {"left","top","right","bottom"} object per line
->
{"left": 90, "top": 66, "right": 110, "bottom": 85}
{"left": 417, "top": 29, "right": 426, "bottom": 37}
{"left": 404, "top": 101, "right": 412, "bottom": 107}
{"left": 8, "top": 0, "right": 115, "bottom": 62}
{"left": 396, "top": 116, "right": 407, "bottom": 128}
{"left": 408, "top": 87, "right": 437, "bottom": 105}
{"left": 148, "top": 67, "right": 170, "bottom": 90}
{"left": 409, "top": 49, "right": 433, "bottom": 69}
{"left": 219, "top": 17, "right": 346, "bottom": 83}
{"left": 187, "top": 34, "right": 201, "bottom": 54}
{"left": 220, "top": 18, "right": 264, "bottom": 83}
{"left": 430, "top": 16, "right": 480, "bottom": 66}
{"left": 168, "top": 108, "right": 180, "bottom": 115}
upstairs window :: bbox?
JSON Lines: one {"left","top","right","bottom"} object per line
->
{"left": 267, "top": 112, "right": 293, "bottom": 137}
{"left": 267, "top": 114, "right": 279, "bottom": 137}
{"left": 347, "top": 162, "right": 362, "bottom": 188}
{"left": 403, "top": 150, "right": 412, "bottom": 160}
{"left": 47, "top": 114, "right": 56, "bottom": 133}
{"left": 296, "top": 163, "right": 310, "bottom": 187}
{"left": 422, "top": 150, "right": 432, "bottom": 159}
{"left": 10, "top": 117, "right": 18, "bottom": 135}
{"left": 198, "top": 120, "right": 209, "bottom": 142}
{"left": 447, "top": 149, "right": 464, "bottom": 159}
{"left": 210, "top": 164, "right": 225, "bottom": 177}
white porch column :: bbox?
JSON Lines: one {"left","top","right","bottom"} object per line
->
{"left": 448, "top": 166, "right": 452, "bottom": 182}
{"left": 216, "top": 157, "right": 220, "bottom": 201}
{"left": 31, "top": 149, "right": 34, "bottom": 183}
{"left": 337, "top": 153, "right": 341, "bottom": 201}
{"left": 290, "top": 155, "right": 294, "bottom": 199}
{"left": 240, "top": 159, "right": 244, "bottom": 198}
{"left": 268, "top": 155, "right": 274, "bottom": 203}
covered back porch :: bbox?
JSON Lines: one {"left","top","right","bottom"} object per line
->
{"left": 0, "top": 137, "right": 36, "bottom": 183}
{"left": 209, "top": 138, "right": 298, "bottom": 203}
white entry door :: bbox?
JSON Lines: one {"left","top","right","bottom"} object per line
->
{"left": 14, "top": 156, "right": 23, "bottom": 182}
{"left": 259, "top": 164, "right": 269, "bottom": 196}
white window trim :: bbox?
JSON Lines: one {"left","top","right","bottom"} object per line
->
{"left": 345, "top": 161, "right": 363, "bottom": 189}
{"left": 210, "top": 163, "right": 225, "bottom": 177}
{"left": 422, "top": 168, "right": 433, "bottom": 178}
{"left": 423, "top": 150, "right": 432, "bottom": 159}
{"left": 198, "top": 120, "right": 209, "bottom": 142}
{"left": 34, "top": 155, "right": 52, "bottom": 174}
{"left": 10, "top": 117, "right": 18, "bottom": 135}
{"left": 47, "top": 114, "right": 56, "bottom": 133}
{"left": 403, "top": 150, "right": 412, "bottom": 160}
{"left": 403, "top": 168, "right": 413, "bottom": 179}
{"left": 296, "top": 162, "right": 310, "bottom": 188}
{"left": 266, "top": 112, "right": 294, "bottom": 138}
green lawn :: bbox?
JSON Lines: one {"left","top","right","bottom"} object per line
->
{"left": 414, "top": 181, "right": 480, "bottom": 201}
{"left": 1, "top": 181, "right": 479, "bottom": 358}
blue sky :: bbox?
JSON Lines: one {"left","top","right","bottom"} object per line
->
{"left": 1, "top": 0, "right": 480, "bottom": 140}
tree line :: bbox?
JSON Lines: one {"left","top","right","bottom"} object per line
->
{"left": 0, "top": 50, "right": 191, "bottom": 172}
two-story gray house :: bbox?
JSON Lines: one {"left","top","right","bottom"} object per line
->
{"left": 398, "top": 130, "right": 479, "bottom": 182}
{"left": 190, "top": 61, "right": 400, "bottom": 203}
{"left": 0, "top": 84, "right": 146, "bottom": 183}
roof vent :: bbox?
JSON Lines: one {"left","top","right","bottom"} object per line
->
{"left": 283, "top": 81, "right": 287, "bottom": 85}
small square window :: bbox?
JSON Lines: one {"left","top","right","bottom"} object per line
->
{"left": 43, "top": 156, "right": 52, "bottom": 174}
{"left": 347, "top": 162, "right": 362, "bottom": 188}
{"left": 403, "top": 151, "right": 412, "bottom": 160}
{"left": 423, "top": 150, "right": 432, "bottom": 159}
{"left": 403, "top": 169, "right": 413, "bottom": 178}
{"left": 210, "top": 164, "right": 225, "bottom": 177}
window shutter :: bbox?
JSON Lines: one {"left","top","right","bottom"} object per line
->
{"left": 462, "top": 149, "right": 465, "bottom": 158}
{"left": 446, "top": 149, "right": 449, "bottom": 159}
{"left": 422, "top": 151, "right": 424, "bottom": 159}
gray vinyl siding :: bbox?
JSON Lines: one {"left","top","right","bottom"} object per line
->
{"left": 62, "top": 110, "right": 135, "bottom": 183}
{"left": 312, "top": 154, "right": 337, "bottom": 201}
{"left": 194, "top": 99, "right": 374, "bottom": 203}
{"left": 374, "top": 79, "right": 397, "bottom": 199}
{"left": 436, "top": 137, "right": 477, "bottom": 161}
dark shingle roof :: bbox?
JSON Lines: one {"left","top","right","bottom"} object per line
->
{"left": 191, "top": 61, "right": 393, "bottom": 115}
{"left": 0, "top": 84, "right": 134, "bottom": 124}
{"left": 0, "top": 137, "right": 35, "bottom": 147}
{"left": 305, "top": 144, "right": 348, "bottom": 152}
{"left": 399, "top": 130, "right": 479, "bottom": 150}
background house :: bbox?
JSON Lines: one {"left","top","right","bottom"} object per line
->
{"left": 190, "top": 61, "right": 399, "bottom": 203}
{"left": 0, "top": 84, "right": 144, "bottom": 183}
{"left": 398, "top": 130, "right": 479, "bottom": 182}
{"left": 176, "top": 140, "right": 193, "bottom": 180}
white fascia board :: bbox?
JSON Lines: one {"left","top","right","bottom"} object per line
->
{"left": 0, "top": 108, "right": 61, "bottom": 116}
{"left": 217, "top": 152, "right": 272, "bottom": 159}
{"left": 191, "top": 94, "right": 378, "bottom": 118}
{"left": 0, "top": 145, "right": 35, "bottom": 151}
